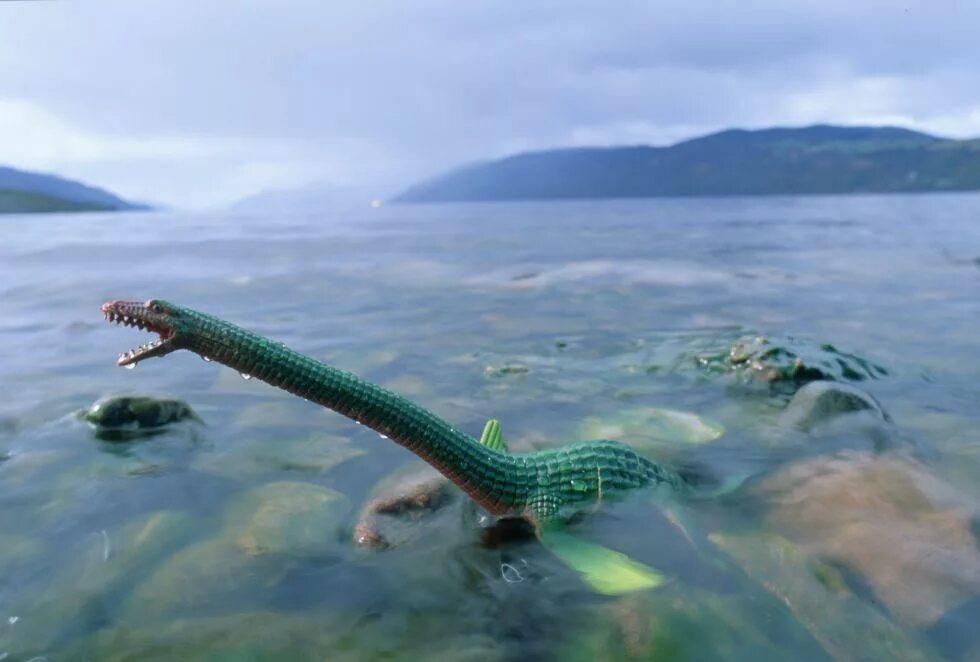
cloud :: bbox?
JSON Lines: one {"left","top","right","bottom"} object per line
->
{"left": 1, "top": 0, "right": 979, "bottom": 207}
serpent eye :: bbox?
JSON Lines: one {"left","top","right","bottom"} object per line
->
{"left": 150, "top": 302, "right": 164, "bottom": 314}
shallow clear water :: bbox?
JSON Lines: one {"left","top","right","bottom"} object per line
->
{"left": 1, "top": 195, "right": 979, "bottom": 660}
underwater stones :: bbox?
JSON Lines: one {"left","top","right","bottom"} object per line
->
{"left": 60, "top": 609, "right": 506, "bottom": 661}
{"left": 127, "top": 482, "right": 347, "bottom": 619}
{"left": 354, "top": 463, "right": 461, "bottom": 549}
{"left": 695, "top": 334, "right": 887, "bottom": 395}
{"left": 483, "top": 363, "right": 530, "bottom": 378}
{"left": 579, "top": 406, "right": 724, "bottom": 450}
{"left": 233, "top": 400, "right": 310, "bottom": 429}
{"left": 779, "top": 380, "right": 890, "bottom": 432}
{"left": 58, "top": 612, "right": 342, "bottom": 661}
{"left": 82, "top": 395, "right": 200, "bottom": 441}
{"left": 127, "top": 482, "right": 348, "bottom": 618}
{"left": 711, "top": 532, "right": 936, "bottom": 660}
{"left": 0, "top": 510, "right": 191, "bottom": 658}
{"left": 561, "top": 585, "right": 822, "bottom": 661}
{"left": 0, "top": 534, "right": 42, "bottom": 578}
{"left": 124, "top": 538, "right": 281, "bottom": 621}
{"left": 227, "top": 481, "right": 349, "bottom": 557}
{"left": 192, "top": 431, "right": 365, "bottom": 479}
{"left": 755, "top": 452, "right": 980, "bottom": 626}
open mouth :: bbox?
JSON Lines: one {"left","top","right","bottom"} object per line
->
{"left": 101, "top": 300, "right": 175, "bottom": 366}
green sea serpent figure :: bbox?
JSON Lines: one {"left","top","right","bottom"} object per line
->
{"left": 101, "top": 299, "right": 696, "bottom": 595}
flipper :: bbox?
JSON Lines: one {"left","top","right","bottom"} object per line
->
{"left": 479, "top": 419, "right": 508, "bottom": 453}
{"left": 538, "top": 522, "right": 666, "bottom": 595}
{"left": 480, "top": 419, "right": 663, "bottom": 595}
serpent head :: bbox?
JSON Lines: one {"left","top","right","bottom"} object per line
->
{"left": 101, "top": 299, "right": 188, "bottom": 366}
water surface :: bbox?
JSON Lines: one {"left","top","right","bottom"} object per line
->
{"left": 2, "top": 195, "right": 979, "bottom": 659}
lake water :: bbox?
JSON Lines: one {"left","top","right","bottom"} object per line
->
{"left": 1, "top": 195, "right": 979, "bottom": 660}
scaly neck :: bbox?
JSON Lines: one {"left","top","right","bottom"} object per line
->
{"left": 181, "top": 309, "right": 525, "bottom": 514}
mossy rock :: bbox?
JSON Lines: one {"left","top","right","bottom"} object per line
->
{"left": 82, "top": 395, "right": 200, "bottom": 441}
{"left": 779, "top": 380, "right": 890, "bottom": 432}
{"left": 695, "top": 334, "right": 887, "bottom": 397}
{"left": 226, "top": 480, "right": 349, "bottom": 557}
{"left": 579, "top": 406, "right": 724, "bottom": 451}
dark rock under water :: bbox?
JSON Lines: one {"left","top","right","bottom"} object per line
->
{"left": 82, "top": 395, "right": 200, "bottom": 441}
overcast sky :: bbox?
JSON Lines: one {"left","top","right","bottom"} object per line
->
{"left": 2, "top": 1, "right": 979, "bottom": 208}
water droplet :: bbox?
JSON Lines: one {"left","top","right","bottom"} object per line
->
{"left": 355, "top": 421, "right": 362, "bottom": 426}
{"left": 202, "top": 356, "right": 212, "bottom": 362}
{"left": 240, "top": 373, "right": 251, "bottom": 380}
{"left": 7, "top": 616, "right": 17, "bottom": 625}
{"left": 500, "top": 563, "right": 524, "bottom": 583}
{"left": 378, "top": 434, "right": 389, "bottom": 440}
{"left": 124, "top": 363, "right": 136, "bottom": 370}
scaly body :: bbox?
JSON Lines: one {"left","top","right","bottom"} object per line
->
{"left": 101, "top": 299, "right": 687, "bottom": 524}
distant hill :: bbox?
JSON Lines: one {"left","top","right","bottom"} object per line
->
{"left": 394, "top": 125, "right": 980, "bottom": 202}
{"left": 0, "top": 166, "right": 146, "bottom": 214}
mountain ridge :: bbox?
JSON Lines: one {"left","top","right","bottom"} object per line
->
{"left": 0, "top": 165, "right": 147, "bottom": 214}
{"left": 394, "top": 124, "right": 980, "bottom": 202}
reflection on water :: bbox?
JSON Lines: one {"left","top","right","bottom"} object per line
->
{"left": 1, "top": 194, "right": 980, "bottom": 659}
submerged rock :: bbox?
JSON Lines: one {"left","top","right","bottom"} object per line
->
{"left": 0, "top": 533, "right": 42, "bottom": 577}
{"left": 695, "top": 334, "right": 887, "bottom": 396}
{"left": 779, "top": 380, "right": 890, "bottom": 432}
{"left": 560, "top": 584, "right": 825, "bottom": 661}
{"left": 192, "top": 431, "right": 365, "bottom": 480}
{"left": 228, "top": 481, "right": 349, "bottom": 557}
{"left": 755, "top": 452, "right": 980, "bottom": 626}
{"left": 354, "top": 463, "right": 462, "bottom": 549}
{"left": 124, "top": 538, "right": 281, "bottom": 621}
{"left": 579, "top": 406, "right": 724, "bottom": 450}
{"left": 711, "top": 532, "right": 936, "bottom": 660}
{"left": 82, "top": 395, "right": 200, "bottom": 441}
{"left": 0, "top": 510, "right": 192, "bottom": 658}
{"left": 483, "top": 363, "right": 531, "bottom": 378}
{"left": 126, "top": 481, "right": 348, "bottom": 620}
{"left": 59, "top": 609, "right": 506, "bottom": 661}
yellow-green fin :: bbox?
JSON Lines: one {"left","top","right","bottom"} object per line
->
{"left": 539, "top": 525, "right": 665, "bottom": 595}
{"left": 479, "top": 419, "right": 508, "bottom": 453}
